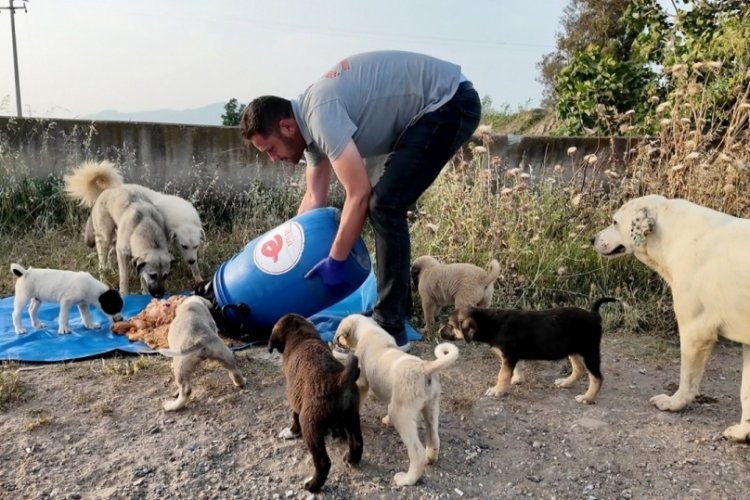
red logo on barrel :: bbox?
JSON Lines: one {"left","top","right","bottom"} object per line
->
{"left": 260, "top": 234, "right": 283, "bottom": 263}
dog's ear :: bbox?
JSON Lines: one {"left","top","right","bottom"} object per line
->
{"left": 200, "top": 228, "right": 206, "bottom": 241}
{"left": 99, "top": 289, "right": 124, "bottom": 314}
{"left": 131, "top": 256, "right": 146, "bottom": 274}
{"left": 461, "top": 316, "right": 477, "bottom": 342}
{"left": 268, "top": 326, "right": 284, "bottom": 354}
{"left": 168, "top": 229, "right": 177, "bottom": 243}
{"left": 630, "top": 208, "right": 655, "bottom": 247}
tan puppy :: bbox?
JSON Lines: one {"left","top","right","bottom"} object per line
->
{"left": 160, "top": 296, "right": 246, "bottom": 411}
{"left": 333, "top": 314, "right": 459, "bottom": 486}
{"left": 411, "top": 255, "right": 501, "bottom": 332}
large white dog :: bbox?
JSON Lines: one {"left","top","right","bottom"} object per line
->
{"left": 70, "top": 161, "right": 205, "bottom": 282}
{"left": 593, "top": 194, "right": 750, "bottom": 442}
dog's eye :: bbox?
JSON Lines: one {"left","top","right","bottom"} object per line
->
{"left": 181, "top": 244, "right": 188, "bottom": 250}
{"left": 613, "top": 219, "right": 618, "bottom": 226}
{"left": 149, "top": 273, "right": 158, "bottom": 280}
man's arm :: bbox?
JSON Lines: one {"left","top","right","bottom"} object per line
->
{"left": 298, "top": 158, "right": 332, "bottom": 214}
{"left": 328, "top": 139, "right": 371, "bottom": 260}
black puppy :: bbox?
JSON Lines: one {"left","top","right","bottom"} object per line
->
{"left": 442, "top": 298, "right": 616, "bottom": 404}
{"left": 268, "top": 314, "right": 363, "bottom": 492}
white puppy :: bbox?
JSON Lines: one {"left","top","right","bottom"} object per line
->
{"left": 160, "top": 296, "right": 246, "bottom": 411}
{"left": 593, "top": 194, "right": 750, "bottom": 442}
{"left": 11, "top": 263, "right": 124, "bottom": 335}
{"left": 333, "top": 314, "right": 459, "bottom": 486}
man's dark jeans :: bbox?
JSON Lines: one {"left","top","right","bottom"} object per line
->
{"left": 369, "top": 81, "right": 482, "bottom": 338}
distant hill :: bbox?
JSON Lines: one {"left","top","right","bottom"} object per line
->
{"left": 85, "top": 102, "right": 226, "bottom": 126}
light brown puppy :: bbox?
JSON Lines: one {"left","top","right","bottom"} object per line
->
{"left": 411, "top": 255, "right": 501, "bottom": 332}
{"left": 333, "top": 314, "right": 458, "bottom": 487}
{"left": 161, "top": 296, "right": 246, "bottom": 412}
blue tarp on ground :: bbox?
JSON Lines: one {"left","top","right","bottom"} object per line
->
{"left": 0, "top": 271, "right": 420, "bottom": 362}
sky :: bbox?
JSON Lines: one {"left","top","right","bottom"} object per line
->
{"left": 0, "top": 0, "right": 570, "bottom": 120}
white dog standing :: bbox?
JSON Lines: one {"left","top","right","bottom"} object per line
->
{"left": 159, "top": 296, "right": 246, "bottom": 411}
{"left": 333, "top": 314, "right": 459, "bottom": 486}
{"left": 69, "top": 160, "right": 205, "bottom": 282}
{"left": 11, "top": 263, "right": 124, "bottom": 335}
{"left": 593, "top": 194, "right": 750, "bottom": 442}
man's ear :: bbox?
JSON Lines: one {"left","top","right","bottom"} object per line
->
{"left": 278, "top": 118, "right": 297, "bottom": 137}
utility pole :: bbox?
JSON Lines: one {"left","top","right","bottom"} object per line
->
{"left": 1, "top": 0, "right": 28, "bottom": 117}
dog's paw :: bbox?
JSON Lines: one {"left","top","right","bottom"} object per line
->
{"left": 555, "top": 377, "right": 575, "bottom": 388}
{"left": 426, "top": 446, "right": 439, "bottom": 464}
{"left": 303, "top": 476, "right": 322, "bottom": 492}
{"left": 31, "top": 321, "right": 46, "bottom": 330}
{"left": 722, "top": 423, "right": 750, "bottom": 443}
{"left": 394, "top": 471, "right": 418, "bottom": 487}
{"left": 574, "top": 394, "right": 595, "bottom": 404}
{"left": 277, "top": 427, "right": 300, "bottom": 440}
{"left": 650, "top": 393, "right": 687, "bottom": 412}
{"left": 382, "top": 415, "right": 391, "bottom": 426}
{"left": 57, "top": 326, "right": 71, "bottom": 335}
{"left": 162, "top": 399, "right": 185, "bottom": 412}
{"left": 85, "top": 322, "right": 101, "bottom": 330}
{"left": 484, "top": 386, "right": 507, "bottom": 398}
{"left": 510, "top": 374, "right": 525, "bottom": 385}
{"left": 14, "top": 328, "right": 26, "bottom": 335}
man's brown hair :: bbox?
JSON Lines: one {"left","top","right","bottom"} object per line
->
{"left": 239, "top": 96, "right": 293, "bottom": 142}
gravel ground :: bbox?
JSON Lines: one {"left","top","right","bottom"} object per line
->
{"left": 2, "top": 330, "right": 750, "bottom": 499}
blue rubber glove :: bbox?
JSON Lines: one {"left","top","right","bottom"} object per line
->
{"left": 305, "top": 256, "right": 348, "bottom": 294}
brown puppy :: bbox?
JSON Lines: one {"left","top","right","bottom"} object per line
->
{"left": 442, "top": 298, "right": 616, "bottom": 403}
{"left": 411, "top": 255, "right": 501, "bottom": 332}
{"left": 268, "top": 314, "right": 363, "bottom": 493}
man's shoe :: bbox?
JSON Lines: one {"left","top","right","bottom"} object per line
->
{"left": 392, "top": 329, "right": 411, "bottom": 353}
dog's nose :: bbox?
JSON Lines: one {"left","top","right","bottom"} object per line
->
{"left": 187, "top": 259, "right": 196, "bottom": 264}
{"left": 590, "top": 236, "right": 596, "bottom": 245}
{"left": 112, "top": 313, "right": 124, "bottom": 322}
{"left": 150, "top": 289, "right": 165, "bottom": 298}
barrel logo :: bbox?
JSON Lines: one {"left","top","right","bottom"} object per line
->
{"left": 253, "top": 221, "right": 305, "bottom": 275}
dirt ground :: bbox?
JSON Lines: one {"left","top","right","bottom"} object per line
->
{"left": 2, "top": 329, "right": 750, "bottom": 500}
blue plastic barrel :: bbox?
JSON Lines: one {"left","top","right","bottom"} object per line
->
{"left": 212, "top": 207, "right": 371, "bottom": 330}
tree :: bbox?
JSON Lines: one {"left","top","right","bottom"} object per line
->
{"left": 221, "top": 98, "right": 246, "bottom": 126}
{"left": 537, "top": 0, "right": 635, "bottom": 107}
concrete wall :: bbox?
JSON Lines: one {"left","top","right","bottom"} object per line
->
{"left": 0, "top": 116, "right": 639, "bottom": 192}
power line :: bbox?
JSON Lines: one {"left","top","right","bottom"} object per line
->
{"left": 0, "top": 0, "right": 28, "bottom": 118}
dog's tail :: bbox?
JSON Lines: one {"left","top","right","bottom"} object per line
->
{"left": 157, "top": 343, "right": 203, "bottom": 358}
{"left": 591, "top": 297, "right": 618, "bottom": 316}
{"left": 337, "top": 353, "right": 360, "bottom": 389}
{"left": 423, "top": 342, "right": 460, "bottom": 375}
{"left": 10, "top": 263, "right": 28, "bottom": 278}
{"left": 483, "top": 259, "right": 502, "bottom": 287}
{"left": 64, "top": 160, "right": 124, "bottom": 208}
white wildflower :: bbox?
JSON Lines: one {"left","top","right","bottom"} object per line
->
{"left": 686, "top": 152, "right": 701, "bottom": 161}
{"left": 707, "top": 61, "right": 722, "bottom": 71}
{"left": 656, "top": 102, "right": 670, "bottom": 113}
{"left": 472, "top": 145, "right": 488, "bottom": 155}
{"left": 425, "top": 223, "right": 438, "bottom": 234}
{"left": 500, "top": 187, "right": 513, "bottom": 196}
{"left": 567, "top": 146, "right": 577, "bottom": 156}
{"left": 553, "top": 164, "right": 563, "bottom": 173}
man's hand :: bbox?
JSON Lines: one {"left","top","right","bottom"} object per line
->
{"left": 304, "top": 256, "right": 348, "bottom": 294}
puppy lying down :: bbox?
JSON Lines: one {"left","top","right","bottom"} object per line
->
{"left": 111, "top": 295, "right": 243, "bottom": 350}
{"left": 442, "top": 298, "right": 616, "bottom": 404}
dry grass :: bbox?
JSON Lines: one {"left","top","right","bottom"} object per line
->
{"left": 2, "top": 58, "right": 749, "bottom": 343}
